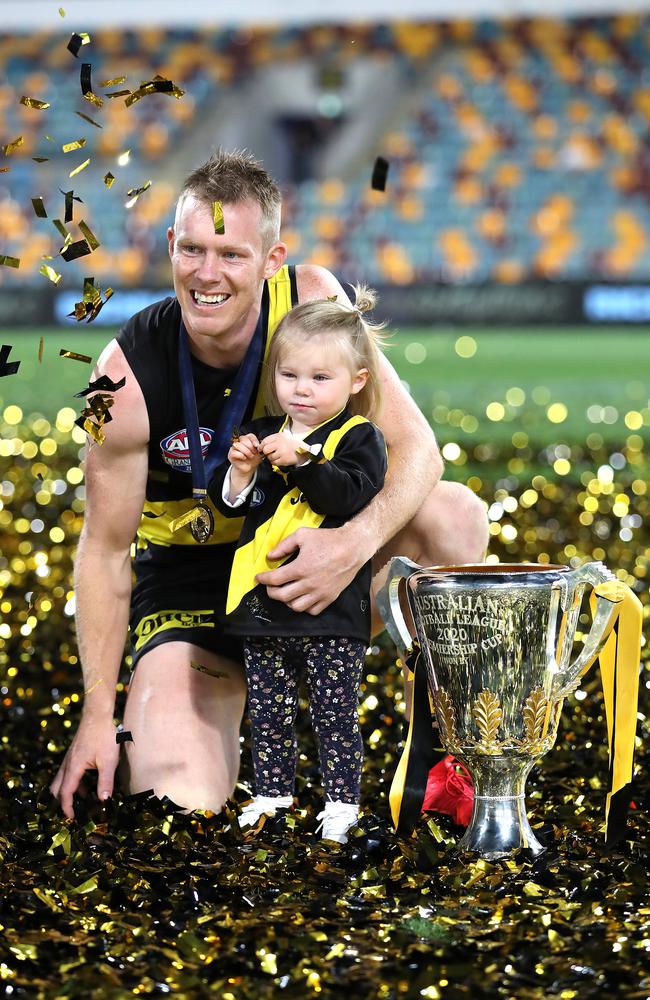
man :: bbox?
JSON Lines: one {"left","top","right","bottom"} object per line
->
{"left": 50, "top": 151, "right": 488, "bottom": 819}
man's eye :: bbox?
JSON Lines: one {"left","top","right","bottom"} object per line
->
{"left": 183, "top": 244, "right": 199, "bottom": 254}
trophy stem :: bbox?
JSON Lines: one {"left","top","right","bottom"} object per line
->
{"left": 456, "top": 755, "right": 545, "bottom": 859}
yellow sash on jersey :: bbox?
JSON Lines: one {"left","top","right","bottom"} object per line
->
{"left": 226, "top": 415, "right": 366, "bottom": 615}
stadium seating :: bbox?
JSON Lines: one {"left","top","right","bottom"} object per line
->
{"left": 2, "top": 17, "right": 650, "bottom": 290}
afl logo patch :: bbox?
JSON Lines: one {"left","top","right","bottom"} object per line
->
{"left": 250, "top": 487, "right": 265, "bottom": 508}
{"left": 160, "top": 427, "right": 214, "bottom": 472}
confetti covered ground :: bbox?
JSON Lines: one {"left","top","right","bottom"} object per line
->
{"left": 0, "top": 405, "right": 648, "bottom": 1000}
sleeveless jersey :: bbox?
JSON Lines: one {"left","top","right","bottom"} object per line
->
{"left": 116, "top": 264, "right": 298, "bottom": 550}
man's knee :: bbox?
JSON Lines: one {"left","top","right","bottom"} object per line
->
{"left": 413, "top": 480, "right": 488, "bottom": 564}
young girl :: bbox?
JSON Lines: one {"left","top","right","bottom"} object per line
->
{"left": 208, "top": 287, "right": 387, "bottom": 843}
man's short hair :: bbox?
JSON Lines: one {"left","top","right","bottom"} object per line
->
{"left": 177, "top": 149, "right": 282, "bottom": 248}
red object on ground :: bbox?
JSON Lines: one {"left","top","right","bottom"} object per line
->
{"left": 422, "top": 755, "right": 474, "bottom": 827}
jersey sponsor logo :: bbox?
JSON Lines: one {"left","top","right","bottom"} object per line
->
{"left": 133, "top": 608, "right": 216, "bottom": 651}
{"left": 160, "top": 427, "right": 214, "bottom": 472}
{"left": 250, "top": 487, "right": 265, "bottom": 508}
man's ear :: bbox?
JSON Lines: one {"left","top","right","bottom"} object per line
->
{"left": 263, "top": 241, "right": 288, "bottom": 279}
{"left": 167, "top": 226, "right": 175, "bottom": 260}
{"left": 350, "top": 368, "right": 369, "bottom": 395}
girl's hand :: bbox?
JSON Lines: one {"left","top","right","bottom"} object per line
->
{"left": 228, "top": 433, "right": 263, "bottom": 475}
{"left": 260, "top": 432, "right": 303, "bottom": 467}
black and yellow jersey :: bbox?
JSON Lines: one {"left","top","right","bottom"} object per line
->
{"left": 208, "top": 407, "right": 387, "bottom": 643}
{"left": 116, "top": 264, "right": 298, "bottom": 551}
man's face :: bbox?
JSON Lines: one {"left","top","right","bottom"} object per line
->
{"left": 167, "top": 195, "right": 286, "bottom": 347}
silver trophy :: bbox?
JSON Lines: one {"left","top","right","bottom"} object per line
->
{"left": 378, "top": 560, "right": 618, "bottom": 858}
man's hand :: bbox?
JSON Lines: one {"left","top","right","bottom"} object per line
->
{"left": 256, "top": 523, "right": 369, "bottom": 615}
{"left": 259, "top": 432, "right": 303, "bottom": 468}
{"left": 49, "top": 713, "right": 120, "bottom": 819}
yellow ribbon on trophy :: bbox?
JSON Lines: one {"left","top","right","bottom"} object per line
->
{"left": 582, "top": 581, "right": 642, "bottom": 841}
{"left": 389, "top": 580, "right": 642, "bottom": 844}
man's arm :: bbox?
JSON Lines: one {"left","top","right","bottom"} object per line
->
{"left": 256, "top": 264, "right": 443, "bottom": 614}
{"left": 50, "top": 341, "right": 149, "bottom": 818}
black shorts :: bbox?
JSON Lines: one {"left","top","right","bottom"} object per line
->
{"left": 128, "top": 541, "right": 243, "bottom": 669}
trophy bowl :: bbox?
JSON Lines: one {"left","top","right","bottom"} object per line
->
{"left": 378, "top": 559, "right": 619, "bottom": 859}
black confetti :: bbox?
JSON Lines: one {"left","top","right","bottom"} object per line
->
{"left": 80, "top": 63, "right": 92, "bottom": 96}
{"left": 371, "top": 155, "right": 389, "bottom": 191}
{"left": 74, "top": 375, "right": 126, "bottom": 397}
{"left": 0, "top": 344, "right": 20, "bottom": 376}
{"left": 61, "top": 239, "right": 91, "bottom": 262}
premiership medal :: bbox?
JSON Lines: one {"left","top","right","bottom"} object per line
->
{"left": 189, "top": 500, "right": 215, "bottom": 544}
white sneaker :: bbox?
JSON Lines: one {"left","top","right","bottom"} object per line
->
{"left": 316, "top": 801, "right": 359, "bottom": 844}
{"left": 238, "top": 794, "right": 293, "bottom": 829}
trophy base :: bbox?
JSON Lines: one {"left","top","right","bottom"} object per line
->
{"left": 456, "top": 793, "right": 545, "bottom": 859}
{"left": 455, "top": 755, "right": 545, "bottom": 859}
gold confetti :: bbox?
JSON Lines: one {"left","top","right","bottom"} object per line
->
{"left": 38, "top": 337, "right": 44, "bottom": 363}
{"left": 213, "top": 200, "right": 225, "bottom": 234}
{"left": 105, "top": 90, "right": 131, "bottom": 100}
{"left": 69, "top": 158, "right": 90, "bottom": 178}
{"left": 52, "top": 219, "right": 70, "bottom": 240}
{"left": 81, "top": 417, "right": 106, "bottom": 444}
{"left": 83, "top": 91, "right": 104, "bottom": 109}
{"left": 0, "top": 167, "right": 9, "bottom": 173}
{"left": 75, "top": 110, "right": 102, "bottom": 129}
{"left": 83, "top": 678, "right": 104, "bottom": 696}
{"left": 116, "top": 149, "right": 131, "bottom": 166}
{"left": 60, "top": 349, "right": 92, "bottom": 363}
{"left": 62, "top": 138, "right": 87, "bottom": 153}
{"left": 20, "top": 96, "right": 51, "bottom": 110}
{"left": 125, "top": 76, "right": 185, "bottom": 107}
{"left": 125, "top": 180, "right": 152, "bottom": 208}
{"left": 39, "top": 264, "right": 62, "bottom": 285}
{"left": 0, "top": 255, "right": 20, "bottom": 268}
{"left": 78, "top": 221, "right": 100, "bottom": 251}
{"left": 99, "top": 75, "right": 127, "bottom": 88}
{"left": 59, "top": 6, "right": 65, "bottom": 14}
{"left": 103, "top": 172, "right": 115, "bottom": 188}
{"left": 2, "top": 136, "right": 24, "bottom": 155}
{"left": 32, "top": 156, "right": 49, "bottom": 163}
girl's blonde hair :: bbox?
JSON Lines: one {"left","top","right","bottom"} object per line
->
{"left": 264, "top": 284, "right": 387, "bottom": 421}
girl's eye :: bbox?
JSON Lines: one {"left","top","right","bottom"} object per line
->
{"left": 314, "top": 374, "right": 329, "bottom": 381}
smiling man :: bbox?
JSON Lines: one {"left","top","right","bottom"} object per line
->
{"left": 50, "top": 150, "right": 488, "bottom": 818}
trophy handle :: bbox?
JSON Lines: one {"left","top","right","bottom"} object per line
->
{"left": 376, "top": 555, "right": 421, "bottom": 656}
{"left": 555, "top": 561, "right": 618, "bottom": 697}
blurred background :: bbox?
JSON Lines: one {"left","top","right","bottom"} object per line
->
{"left": 0, "top": 10, "right": 649, "bottom": 993}
{"left": 0, "top": 0, "right": 648, "bottom": 599}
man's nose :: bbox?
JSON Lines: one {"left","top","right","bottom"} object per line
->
{"left": 195, "top": 252, "right": 222, "bottom": 282}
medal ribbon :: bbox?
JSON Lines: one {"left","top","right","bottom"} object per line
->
{"left": 177, "top": 298, "right": 266, "bottom": 503}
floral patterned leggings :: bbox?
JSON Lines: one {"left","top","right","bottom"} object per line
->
{"left": 243, "top": 635, "right": 367, "bottom": 804}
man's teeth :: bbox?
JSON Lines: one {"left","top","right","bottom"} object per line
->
{"left": 194, "top": 291, "right": 229, "bottom": 304}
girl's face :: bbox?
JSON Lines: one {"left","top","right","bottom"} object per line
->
{"left": 274, "top": 339, "right": 368, "bottom": 433}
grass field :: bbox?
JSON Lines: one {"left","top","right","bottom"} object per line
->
{"left": 1, "top": 327, "right": 648, "bottom": 452}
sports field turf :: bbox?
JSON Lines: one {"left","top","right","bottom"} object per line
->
{"left": 1, "top": 327, "right": 648, "bottom": 451}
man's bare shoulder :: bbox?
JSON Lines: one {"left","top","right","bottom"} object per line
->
{"left": 295, "top": 264, "right": 353, "bottom": 306}
{"left": 90, "top": 339, "right": 149, "bottom": 450}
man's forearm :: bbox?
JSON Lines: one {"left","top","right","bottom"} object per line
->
{"left": 345, "top": 442, "right": 443, "bottom": 559}
{"left": 74, "top": 536, "right": 132, "bottom": 719}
